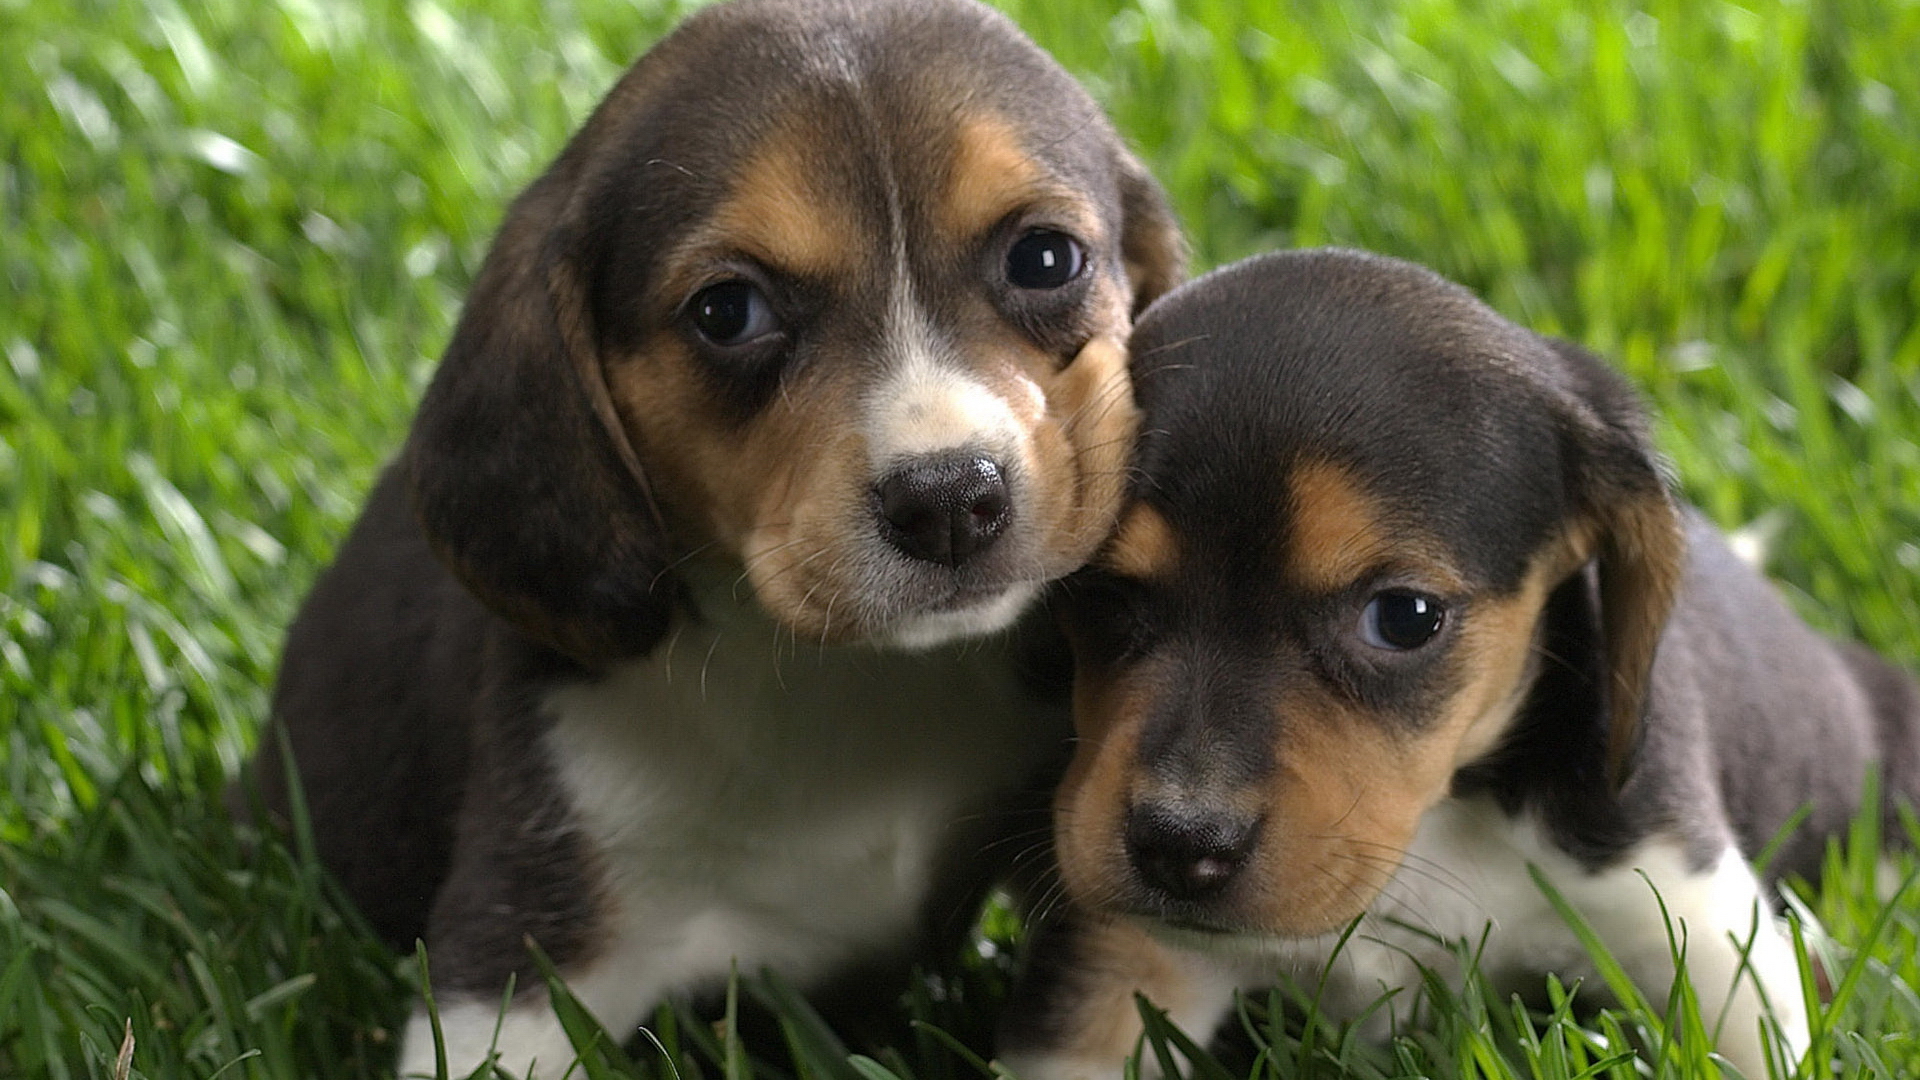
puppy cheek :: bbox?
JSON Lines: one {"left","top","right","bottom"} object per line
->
{"left": 1243, "top": 584, "right": 1554, "bottom": 936}
{"left": 1445, "top": 570, "right": 1557, "bottom": 768}
{"left": 734, "top": 426, "right": 872, "bottom": 638}
{"left": 1244, "top": 717, "right": 1437, "bottom": 936}
{"left": 1054, "top": 668, "right": 1146, "bottom": 906}
{"left": 608, "top": 341, "right": 735, "bottom": 529}
{"left": 1025, "top": 336, "right": 1140, "bottom": 574}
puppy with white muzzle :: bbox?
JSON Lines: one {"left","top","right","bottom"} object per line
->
{"left": 237, "top": 1, "right": 1185, "bottom": 1074}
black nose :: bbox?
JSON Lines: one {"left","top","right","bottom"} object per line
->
{"left": 874, "top": 454, "right": 1011, "bottom": 567}
{"left": 1125, "top": 803, "right": 1260, "bottom": 902}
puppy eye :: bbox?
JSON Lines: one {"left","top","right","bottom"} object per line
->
{"left": 1358, "top": 591, "right": 1445, "bottom": 650}
{"left": 689, "top": 280, "right": 780, "bottom": 347}
{"left": 1006, "top": 229, "right": 1085, "bottom": 290}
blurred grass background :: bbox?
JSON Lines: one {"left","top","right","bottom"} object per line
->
{"left": 2, "top": 0, "right": 1917, "bottom": 1076}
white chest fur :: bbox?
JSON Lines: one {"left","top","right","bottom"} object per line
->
{"left": 403, "top": 601, "right": 1062, "bottom": 1079}
{"left": 1173, "top": 798, "right": 1805, "bottom": 1073}
{"left": 545, "top": 603, "right": 1055, "bottom": 998}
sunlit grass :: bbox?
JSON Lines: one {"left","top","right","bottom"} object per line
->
{"left": 3, "top": 0, "right": 1918, "bottom": 1076}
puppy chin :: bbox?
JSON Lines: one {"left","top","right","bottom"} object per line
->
{"left": 876, "top": 582, "right": 1038, "bottom": 650}
{"left": 1137, "top": 916, "right": 1320, "bottom": 961}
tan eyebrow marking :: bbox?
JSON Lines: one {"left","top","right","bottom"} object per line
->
{"left": 942, "top": 113, "right": 1046, "bottom": 238}
{"left": 941, "top": 112, "right": 1099, "bottom": 242}
{"left": 1286, "top": 459, "right": 1393, "bottom": 591}
{"left": 703, "top": 127, "right": 855, "bottom": 277}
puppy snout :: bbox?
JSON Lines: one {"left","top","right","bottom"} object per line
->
{"left": 875, "top": 454, "right": 1011, "bottom": 567}
{"left": 1124, "top": 802, "right": 1261, "bottom": 902}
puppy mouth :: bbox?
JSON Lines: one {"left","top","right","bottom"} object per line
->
{"left": 1122, "top": 896, "right": 1249, "bottom": 938}
{"left": 735, "top": 520, "right": 1048, "bottom": 647}
{"left": 1135, "top": 915, "right": 1289, "bottom": 958}
{"left": 1159, "top": 915, "right": 1238, "bottom": 936}
{"left": 873, "top": 578, "right": 1039, "bottom": 650}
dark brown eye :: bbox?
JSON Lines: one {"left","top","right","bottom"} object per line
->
{"left": 1358, "top": 591, "right": 1445, "bottom": 650}
{"left": 690, "top": 281, "right": 779, "bottom": 346}
{"left": 1006, "top": 230, "right": 1084, "bottom": 290}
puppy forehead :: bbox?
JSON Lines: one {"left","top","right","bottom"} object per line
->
{"left": 591, "top": 0, "right": 1132, "bottom": 321}
{"left": 1129, "top": 261, "right": 1587, "bottom": 590}
{"left": 660, "top": 101, "right": 1097, "bottom": 302}
{"left": 1285, "top": 460, "right": 1390, "bottom": 591}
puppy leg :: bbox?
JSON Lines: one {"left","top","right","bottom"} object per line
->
{"left": 398, "top": 996, "right": 585, "bottom": 1079}
{"left": 1560, "top": 843, "right": 1808, "bottom": 1076}
{"left": 393, "top": 837, "right": 668, "bottom": 1078}
{"left": 1000, "top": 913, "right": 1239, "bottom": 1080}
{"left": 397, "top": 944, "right": 677, "bottom": 1080}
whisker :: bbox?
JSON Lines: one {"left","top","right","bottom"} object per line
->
{"left": 1133, "top": 341, "right": 1205, "bottom": 362}
{"left": 660, "top": 625, "right": 685, "bottom": 685}
{"left": 1057, "top": 371, "right": 1136, "bottom": 434}
{"left": 735, "top": 539, "right": 833, "bottom": 599}
{"left": 698, "top": 630, "right": 725, "bottom": 702}
{"left": 1308, "top": 834, "right": 1477, "bottom": 900}
{"left": 768, "top": 612, "right": 787, "bottom": 692}
{"left": 651, "top": 540, "right": 719, "bottom": 592}
{"left": 1325, "top": 792, "right": 1365, "bottom": 832}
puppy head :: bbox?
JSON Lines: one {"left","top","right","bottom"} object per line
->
{"left": 1051, "top": 249, "right": 1682, "bottom": 940}
{"left": 406, "top": 0, "right": 1186, "bottom": 659}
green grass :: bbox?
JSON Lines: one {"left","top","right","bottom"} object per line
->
{"left": 3, "top": 0, "right": 1918, "bottom": 1076}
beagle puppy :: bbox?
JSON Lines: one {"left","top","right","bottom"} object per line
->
{"left": 240, "top": 0, "right": 1183, "bottom": 1074}
{"left": 1001, "top": 249, "right": 1920, "bottom": 1078}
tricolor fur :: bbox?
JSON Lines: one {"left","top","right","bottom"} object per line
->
{"left": 238, "top": 1, "right": 1185, "bottom": 1074}
{"left": 1002, "top": 249, "right": 1920, "bottom": 1078}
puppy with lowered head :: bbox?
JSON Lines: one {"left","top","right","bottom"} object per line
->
{"left": 1002, "top": 249, "right": 1920, "bottom": 1078}
{"left": 240, "top": 0, "right": 1183, "bottom": 1074}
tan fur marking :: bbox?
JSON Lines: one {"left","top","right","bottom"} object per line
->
{"left": 1022, "top": 334, "right": 1141, "bottom": 577}
{"left": 1055, "top": 659, "right": 1155, "bottom": 907}
{"left": 1123, "top": 225, "right": 1183, "bottom": 312}
{"left": 705, "top": 130, "right": 853, "bottom": 277}
{"left": 943, "top": 115, "right": 1047, "bottom": 238}
{"left": 606, "top": 332, "right": 871, "bottom": 640}
{"left": 1249, "top": 705, "right": 1433, "bottom": 935}
{"left": 1242, "top": 556, "right": 1562, "bottom": 935}
{"left": 1287, "top": 459, "right": 1463, "bottom": 593}
{"left": 1102, "top": 503, "right": 1178, "bottom": 580}
{"left": 1286, "top": 460, "right": 1393, "bottom": 591}
{"left": 1593, "top": 491, "right": 1685, "bottom": 783}
{"left": 1445, "top": 559, "right": 1561, "bottom": 768}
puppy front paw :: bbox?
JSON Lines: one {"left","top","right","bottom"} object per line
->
{"left": 996, "top": 1050, "right": 1133, "bottom": 1080}
{"left": 999, "top": 915, "right": 1239, "bottom": 1080}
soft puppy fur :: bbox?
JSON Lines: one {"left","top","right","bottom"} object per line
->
{"left": 239, "top": 1, "right": 1183, "bottom": 1074}
{"left": 1001, "top": 249, "right": 1920, "bottom": 1078}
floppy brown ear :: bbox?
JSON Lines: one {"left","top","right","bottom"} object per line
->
{"left": 406, "top": 172, "right": 678, "bottom": 661}
{"left": 1544, "top": 339, "right": 1686, "bottom": 786}
{"left": 1114, "top": 148, "right": 1186, "bottom": 316}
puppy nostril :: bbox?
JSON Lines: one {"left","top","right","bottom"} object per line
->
{"left": 968, "top": 486, "right": 1009, "bottom": 526}
{"left": 1125, "top": 803, "right": 1260, "bottom": 902}
{"left": 875, "top": 455, "right": 1010, "bottom": 567}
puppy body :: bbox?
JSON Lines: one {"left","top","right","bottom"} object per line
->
{"left": 243, "top": 1, "right": 1183, "bottom": 1074}
{"left": 398, "top": 565, "right": 1062, "bottom": 1073}
{"left": 1003, "top": 250, "right": 1920, "bottom": 1078}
